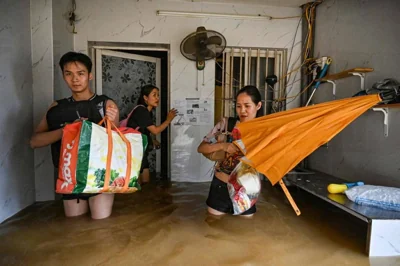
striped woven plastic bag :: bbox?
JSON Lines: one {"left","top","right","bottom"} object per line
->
{"left": 56, "top": 118, "right": 147, "bottom": 194}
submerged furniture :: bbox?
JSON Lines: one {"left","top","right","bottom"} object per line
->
{"left": 286, "top": 172, "right": 400, "bottom": 257}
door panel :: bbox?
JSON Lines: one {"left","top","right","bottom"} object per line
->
{"left": 95, "top": 49, "right": 161, "bottom": 173}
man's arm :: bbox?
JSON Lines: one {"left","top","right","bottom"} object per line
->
{"left": 30, "top": 102, "right": 63, "bottom": 149}
{"left": 106, "top": 99, "right": 120, "bottom": 126}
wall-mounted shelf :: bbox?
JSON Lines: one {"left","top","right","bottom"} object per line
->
{"left": 373, "top": 103, "right": 400, "bottom": 108}
{"left": 309, "top": 67, "right": 374, "bottom": 105}
{"left": 319, "top": 67, "right": 374, "bottom": 82}
{"left": 371, "top": 103, "right": 400, "bottom": 137}
{"left": 316, "top": 68, "right": 374, "bottom": 100}
{"left": 372, "top": 107, "right": 389, "bottom": 137}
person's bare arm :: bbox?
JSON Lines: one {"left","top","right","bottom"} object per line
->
{"left": 30, "top": 102, "right": 63, "bottom": 149}
{"left": 197, "top": 141, "right": 238, "bottom": 154}
{"left": 147, "top": 120, "right": 170, "bottom": 135}
{"left": 197, "top": 141, "right": 224, "bottom": 154}
{"left": 105, "top": 100, "right": 120, "bottom": 126}
{"left": 146, "top": 108, "right": 177, "bottom": 135}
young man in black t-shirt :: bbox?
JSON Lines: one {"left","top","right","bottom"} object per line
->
{"left": 30, "top": 52, "right": 119, "bottom": 220}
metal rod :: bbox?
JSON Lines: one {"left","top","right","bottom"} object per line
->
{"left": 244, "top": 50, "right": 249, "bottom": 86}
{"left": 230, "top": 52, "right": 234, "bottom": 117}
{"left": 279, "top": 52, "right": 283, "bottom": 109}
{"left": 274, "top": 49, "right": 279, "bottom": 108}
{"left": 264, "top": 49, "right": 269, "bottom": 115}
{"left": 239, "top": 48, "right": 243, "bottom": 88}
{"left": 222, "top": 51, "right": 226, "bottom": 117}
{"left": 305, "top": 87, "right": 317, "bottom": 106}
{"left": 248, "top": 48, "right": 252, "bottom": 85}
{"left": 256, "top": 49, "right": 260, "bottom": 89}
{"left": 282, "top": 49, "right": 288, "bottom": 110}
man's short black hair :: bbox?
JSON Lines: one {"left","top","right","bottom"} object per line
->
{"left": 59, "top": 51, "right": 93, "bottom": 73}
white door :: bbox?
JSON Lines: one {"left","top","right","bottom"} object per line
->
{"left": 94, "top": 49, "right": 162, "bottom": 173}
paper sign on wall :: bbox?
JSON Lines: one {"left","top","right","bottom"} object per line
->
{"left": 173, "top": 98, "right": 213, "bottom": 126}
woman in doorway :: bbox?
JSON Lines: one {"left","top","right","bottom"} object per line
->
{"left": 127, "top": 84, "right": 177, "bottom": 184}
{"left": 197, "top": 85, "right": 263, "bottom": 217}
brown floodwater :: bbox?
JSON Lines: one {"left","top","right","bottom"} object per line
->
{"left": 0, "top": 180, "right": 399, "bottom": 266}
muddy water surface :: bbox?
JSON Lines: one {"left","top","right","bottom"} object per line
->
{"left": 0, "top": 181, "right": 399, "bottom": 266}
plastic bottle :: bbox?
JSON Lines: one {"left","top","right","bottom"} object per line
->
{"left": 327, "top": 181, "right": 364, "bottom": 194}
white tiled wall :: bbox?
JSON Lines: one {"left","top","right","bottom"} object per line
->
{"left": 0, "top": 0, "right": 35, "bottom": 222}
{"left": 72, "top": 0, "right": 302, "bottom": 182}
{"left": 31, "top": 0, "right": 55, "bottom": 201}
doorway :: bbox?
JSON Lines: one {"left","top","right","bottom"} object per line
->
{"left": 90, "top": 43, "right": 170, "bottom": 180}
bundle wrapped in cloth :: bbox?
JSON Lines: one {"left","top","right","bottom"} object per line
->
{"left": 56, "top": 118, "right": 146, "bottom": 194}
{"left": 227, "top": 161, "right": 261, "bottom": 215}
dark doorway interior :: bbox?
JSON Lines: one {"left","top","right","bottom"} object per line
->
{"left": 115, "top": 49, "right": 169, "bottom": 180}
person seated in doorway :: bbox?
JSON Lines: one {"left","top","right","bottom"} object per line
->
{"left": 30, "top": 51, "right": 119, "bottom": 220}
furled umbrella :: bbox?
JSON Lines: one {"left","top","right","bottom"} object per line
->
{"left": 234, "top": 94, "right": 382, "bottom": 215}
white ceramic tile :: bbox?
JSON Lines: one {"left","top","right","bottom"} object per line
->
{"left": 72, "top": 0, "right": 302, "bottom": 182}
{"left": 31, "top": 0, "right": 54, "bottom": 201}
{"left": 0, "top": 0, "right": 35, "bottom": 223}
{"left": 369, "top": 220, "right": 400, "bottom": 257}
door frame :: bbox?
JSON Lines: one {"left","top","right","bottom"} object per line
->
{"left": 89, "top": 42, "right": 171, "bottom": 178}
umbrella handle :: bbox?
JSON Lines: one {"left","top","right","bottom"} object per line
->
{"left": 279, "top": 180, "right": 301, "bottom": 216}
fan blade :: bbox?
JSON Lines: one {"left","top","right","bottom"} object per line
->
{"left": 199, "top": 48, "right": 215, "bottom": 59}
{"left": 182, "top": 36, "right": 197, "bottom": 55}
{"left": 206, "top": 36, "right": 223, "bottom": 46}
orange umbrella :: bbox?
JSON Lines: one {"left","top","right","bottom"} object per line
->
{"left": 234, "top": 94, "right": 382, "bottom": 214}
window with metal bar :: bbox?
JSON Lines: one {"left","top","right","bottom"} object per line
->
{"left": 215, "top": 47, "right": 287, "bottom": 120}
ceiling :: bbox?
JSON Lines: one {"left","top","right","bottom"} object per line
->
{"left": 185, "top": 0, "right": 313, "bottom": 8}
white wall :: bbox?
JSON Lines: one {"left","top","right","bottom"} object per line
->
{"left": 53, "top": 0, "right": 74, "bottom": 100}
{"left": 30, "top": 0, "right": 75, "bottom": 202}
{"left": 73, "top": 0, "right": 302, "bottom": 182}
{"left": 31, "top": 0, "right": 55, "bottom": 201}
{"left": 0, "top": 0, "right": 35, "bottom": 223}
{"left": 308, "top": 0, "right": 400, "bottom": 187}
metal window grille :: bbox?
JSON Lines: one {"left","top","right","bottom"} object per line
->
{"left": 217, "top": 47, "right": 287, "bottom": 117}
